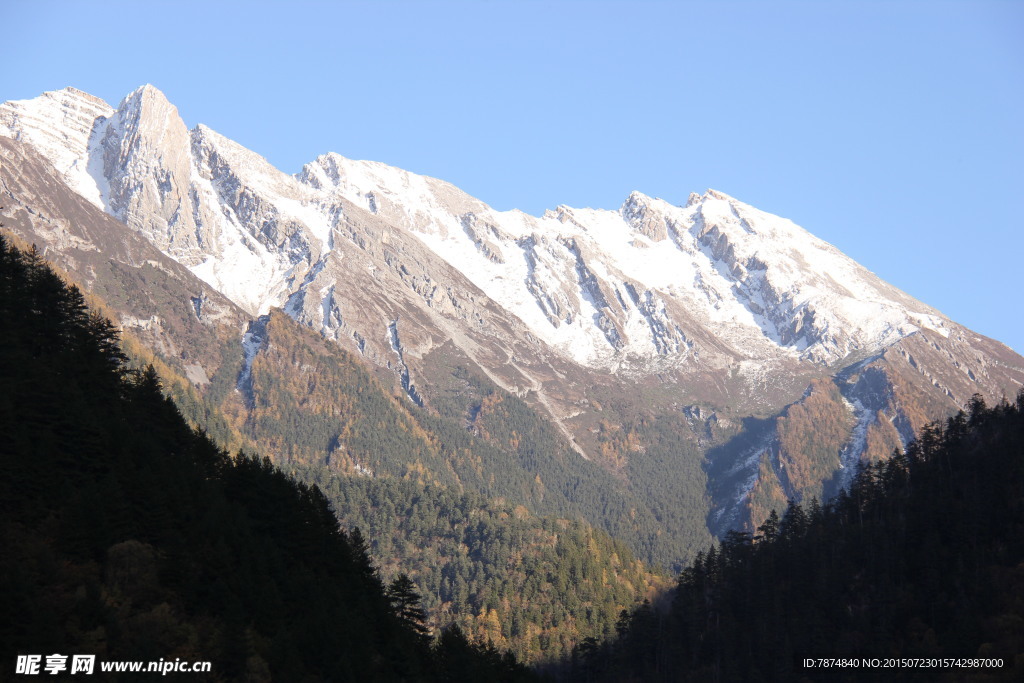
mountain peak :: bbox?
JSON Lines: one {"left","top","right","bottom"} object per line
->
{"left": 118, "top": 83, "right": 177, "bottom": 117}
{"left": 622, "top": 189, "right": 655, "bottom": 208}
{"left": 618, "top": 189, "right": 651, "bottom": 214}
{"left": 56, "top": 86, "right": 112, "bottom": 109}
{"left": 192, "top": 122, "right": 228, "bottom": 143}
{"left": 704, "top": 188, "right": 735, "bottom": 202}
{"left": 125, "top": 82, "right": 167, "bottom": 99}
{"left": 0, "top": 86, "right": 114, "bottom": 208}
{"left": 1, "top": 85, "right": 113, "bottom": 117}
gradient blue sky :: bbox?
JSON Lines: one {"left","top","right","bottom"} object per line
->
{"left": 5, "top": 0, "right": 1023, "bottom": 353}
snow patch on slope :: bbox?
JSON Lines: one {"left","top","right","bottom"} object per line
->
{"left": 837, "top": 396, "right": 875, "bottom": 490}
{"left": 0, "top": 87, "right": 114, "bottom": 208}
{"left": 237, "top": 315, "right": 270, "bottom": 408}
{"left": 187, "top": 159, "right": 292, "bottom": 315}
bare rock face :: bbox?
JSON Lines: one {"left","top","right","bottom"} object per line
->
{"left": 3, "top": 85, "right": 1023, "bottom": 552}
{"left": 96, "top": 86, "right": 202, "bottom": 259}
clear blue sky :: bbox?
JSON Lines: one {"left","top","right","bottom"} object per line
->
{"left": 5, "top": 0, "right": 1023, "bottom": 353}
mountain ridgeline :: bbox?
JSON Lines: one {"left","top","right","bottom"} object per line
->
{"left": 0, "top": 237, "right": 536, "bottom": 680}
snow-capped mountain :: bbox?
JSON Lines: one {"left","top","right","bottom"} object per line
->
{"left": 299, "top": 152, "right": 955, "bottom": 371}
{"left": 3, "top": 85, "right": 1022, "bottom": 539}
{"left": 1, "top": 85, "right": 948, "bottom": 371}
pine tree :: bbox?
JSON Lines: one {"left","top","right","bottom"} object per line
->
{"left": 387, "top": 573, "right": 430, "bottom": 637}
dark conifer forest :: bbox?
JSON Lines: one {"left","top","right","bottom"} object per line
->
{"left": 569, "top": 392, "right": 1024, "bottom": 681}
{"left": 0, "top": 236, "right": 536, "bottom": 680}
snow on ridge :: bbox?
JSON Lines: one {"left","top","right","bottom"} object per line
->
{"left": 187, "top": 135, "right": 305, "bottom": 316}
{"left": 85, "top": 115, "right": 113, "bottom": 210}
{"left": 3, "top": 84, "right": 953, "bottom": 372}
{"left": 294, "top": 150, "right": 946, "bottom": 367}
{"left": 195, "top": 125, "right": 335, "bottom": 250}
{"left": 0, "top": 87, "right": 115, "bottom": 209}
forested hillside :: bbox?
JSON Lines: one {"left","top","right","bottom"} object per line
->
{"left": 0, "top": 236, "right": 536, "bottom": 681}
{"left": 571, "top": 393, "right": 1024, "bottom": 681}
{"left": 130, "top": 299, "right": 667, "bottom": 666}
{"left": 303, "top": 473, "right": 666, "bottom": 665}
{"left": 134, "top": 309, "right": 668, "bottom": 666}
{"left": 236, "top": 310, "right": 712, "bottom": 570}
{"left": 158, "top": 296, "right": 670, "bottom": 664}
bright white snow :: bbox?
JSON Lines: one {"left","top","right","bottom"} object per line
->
{"left": 1, "top": 84, "right": 953, "bottom": 374}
